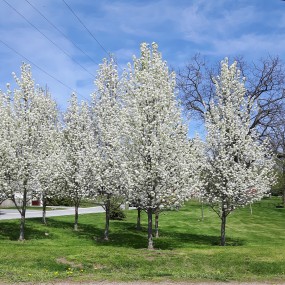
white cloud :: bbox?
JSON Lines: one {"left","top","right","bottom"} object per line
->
{"left": 0, "top": 0, "right": 285, "bottom": 110}
{"left": 209, "top": 33, "right": 285, "bottom": 58}
{"left": 0, "top": 0, "right": 99, "bottom": 107}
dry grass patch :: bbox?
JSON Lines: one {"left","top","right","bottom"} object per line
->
{"left": 56, "top": 257, "right": 83, "bottom": 269}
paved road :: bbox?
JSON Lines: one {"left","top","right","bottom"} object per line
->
{"left": 0, "top": 206, "right": 105, "bottom": 220}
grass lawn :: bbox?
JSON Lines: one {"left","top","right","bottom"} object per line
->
{"left": 0, "top": 197, "right": 284, "bottom": 284}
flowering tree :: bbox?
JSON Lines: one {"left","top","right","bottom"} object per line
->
{"left": 35, "top": 93, "right": 62, "bottom": 224}
{"left": 0, "top": 86, "right": 13, "bottom": 205}
{"left": 0, "top": 64, "right": 59, "bottom": 240}
{"left": 91, "top": 57, "right": 126, "bottom": 240}
{"left": 202, "top": 58, "right": 276, "bottom": 246}
{"left": 123, "top": 43, "right": 201, "bottom": 249}
{"left": 62, "top": 94, "right": 95, "bottom": 231}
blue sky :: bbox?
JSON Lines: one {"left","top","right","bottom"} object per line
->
{"left": 0, "top": 0, "right": 284, "bottom": 114}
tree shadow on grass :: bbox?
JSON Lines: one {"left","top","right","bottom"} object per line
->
{"left": 0, "top": 219, "right": 52, "bottom": 240}
{"left": 94, "top": 221, "right": 245, "bottom": 249}
{"left": 0, "top": 216, "right": 245, "bottom": 248}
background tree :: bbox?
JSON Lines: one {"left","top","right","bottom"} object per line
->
{"left": 35, "top": 93, "right": 63, "bottom": 224}
{"left": 177, "top": 54, "right": 285, "bottom": 138}
{"left": 91, "top": 57, "right": 126, "bottom": 240}
{"left": 0, "top": 85, "right": 14, "bottom": 206}
{"left": 62, "top": 94, "right": 95, "bottom": 231}
{"left": 202, "top": 58, "right": 276, "bottom": 246}
{"left": 267, "top": 113, "right": 285, "bottom": 206}
{"left": 123, "top": 42, "right": 201, "bottom": 249}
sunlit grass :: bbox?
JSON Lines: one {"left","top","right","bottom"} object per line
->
{"left": 0, "top": 197, "right": 284, "bottom": 283}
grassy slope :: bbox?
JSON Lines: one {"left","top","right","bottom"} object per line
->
{"left": 0, "top": 198, "right": 284, "bottom": 283}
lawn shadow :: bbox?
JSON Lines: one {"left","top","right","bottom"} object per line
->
{"left": 162, "top": 231, "right": 245, "bottom": 248}
{"left": 0, "top": 219, "right": 51, "bottom": 240}
{"left": 44, "top": 217, "right": 104, "bottom": 240}
{"left": 0, "top": 215, "right": 245, "bottom": 248}
{"left": 43, "top": 218, "right": 245, "bottom": 249}
{"left": 93, "top": 220, "right": 245, "bottom": 249}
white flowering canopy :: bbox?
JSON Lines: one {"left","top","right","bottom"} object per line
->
{"left": 91, "top": 57, "right": 127, "bottom": 198}
{"left": 123, "top": 42, "right": 202, "bottom": 211}
{"left": 62, "top": 94, "right": 95, "bottom": 202}
{"left": 0, "top": 64, "right": 59, "bottom": 204}
{"left": 202, "top": 58, "right": 276, "bottom": 215}
{"left": 0, "top": 87, "right": 14, "bottom": 202}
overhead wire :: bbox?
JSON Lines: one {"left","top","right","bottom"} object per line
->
{"left": 2, "top": 0, "right": 96, "bottom": 79}
{"left": 24, "top": 0, "right": 98, "bottom": 67}
{"left": 61, "top": 0, "right": 125, "bottom": 74}
{"left": 0, "top": 38, "right": 90, "bottom": 102}
{"left": 62, "top": 0, "right": 110, "bottom": 59}
{"left": 61, "top": 0, "right": 141, "bottom": 109}
{"left": 1, "top": 0, "right": 128, "bottom": 102}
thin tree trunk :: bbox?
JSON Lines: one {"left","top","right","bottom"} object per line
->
{"left": 19, "top": 185, "right": 27, "bottom": 241}
{"left": 136, "top": 207, "right": 141, "bottom": 230}
{"left": 220, "top": 209, "right": 226, "bottom": 246}
{"left": 147, "top": 208, "right": 153, "bottom": 250}
{"left": 282, "top": 161, "right": 285, "bottom": 207}
{"left": 125, "top": 202, "right": 129, "bottom": 210}
{"left": 42, "top": 196, "right": 47, "bottom": 225}
{"left": 201, "top": 200, "right": 204, "bottom": 221}
{"left": 19, "top": 209, "right": 26, "bottom": 241}
{"left": 249, "top": 203, "right": 253, "bottom": 215}
{"left": 74, "top": 204, "right": 79, "bottom": 231}
{"left": 155, "top": 210, "right": 159, "bottom": 238}
{"left": 104, "top": 195, "right": 111, "bottom": 240}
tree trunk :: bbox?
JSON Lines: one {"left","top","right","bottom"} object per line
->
{"left": 201, "top": 200, "right": 204, "bottom": 221}
{"left": 155, "top": 210, "right": 159, "bottom": 238}
{"left": 42, "top": 196, "right": 47, "bottom": 225}
{"left": 104, "top": 195, "right": 111, "bottom": 240}
{"left": 282, "top": 162, "right": 285, "bottom": 207}
{"left": 147, "top": 208, "right": 153, "bottom": 249}
{"left": 125, "top": 202, "right": 129, "bottom": 210}
{"left": 136, "top": 208, "right": 141, "bottom": 230}
{"left": 74, "top": 204, "right": 79, "bottom": 231}
{"left": 220, "top": 209, "right": 226, "bottom": 246}
{"left": 19, "top": 185, "right": 27, "bottom": 241}
{"left": 19, "top": 210, "right": 26, "bottom": 241}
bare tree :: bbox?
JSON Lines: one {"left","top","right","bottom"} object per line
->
{"left": 177, "top": 54, "right": 285, "bottom": 138}
{"left": 267, "top": 111, "right": 285, "bottom": 206}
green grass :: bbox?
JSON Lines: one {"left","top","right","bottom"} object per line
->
{"left": 0, "top": 197, "right": 284, "bottom": 283}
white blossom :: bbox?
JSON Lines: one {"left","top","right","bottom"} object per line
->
{"left": 90, "top": 57, "right": 126, "bottom": 240}
{"left": 62, "top": 93, "right": 95, "bottom": 230}
{"left": 123, "top": 42, "right": 202, "bottom": 249}
{"left": 0, "top": 63, "right": 60, "bottom": 239}
{"left": 202, "top": 58, "right": 276, "bottom": 245}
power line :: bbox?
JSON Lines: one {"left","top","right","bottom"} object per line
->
{"left": 0, "top": 38, "right": 90, "bottom": 102}
{"left": 24, "top": 0, "right": 98, "bottom": 66}
{"left": 62, "top": 0, "right": 110, "bottom": 58}
{"left": 2, "top": 0, "right": 96, "bottom": 79}
{"left": 61, "top": 0, "right": 125, "bottom": 73}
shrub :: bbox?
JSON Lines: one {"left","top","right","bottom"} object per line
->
{"left": 109, "top": 201, "right": 126, "bottom": 220}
